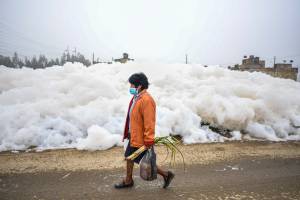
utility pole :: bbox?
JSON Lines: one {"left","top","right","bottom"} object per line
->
{"left": 274, "top": 56, "right": 277, "bottom": 76}
{"left": 72, "top": 47, "right": 77, "bottom": 63}
{"left": 73, "top": 47, "right": 76, "bottom": 55}
{"left": 64, "top": 46, "right": 69, "bottom": 62}
{"left": 92, "top": 52, "right": 94, "bottom": 65}
{"left": 185, "top": 54, "right": 188, "bottom": 64}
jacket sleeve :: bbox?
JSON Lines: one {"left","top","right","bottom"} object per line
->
{"left": 142, "top": 97, "right": 156, "bottom": 147}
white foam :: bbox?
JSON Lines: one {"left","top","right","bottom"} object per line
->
{"left": 0, "top": 62, "right": 299, "bottom": 151}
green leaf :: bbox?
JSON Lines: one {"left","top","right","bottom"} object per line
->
{"left": 154, "top": 136, "right": 186, "bottom": 170}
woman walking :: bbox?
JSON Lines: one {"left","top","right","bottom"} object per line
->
{"left": 114, "top": 72, "right": 175, "bottom": 189}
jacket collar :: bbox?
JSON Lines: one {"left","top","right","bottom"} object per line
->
{"left": 134, "top": 89, "right": 147, "bottom": 100}
{"left": 138, "top": 89, "right": 147, "bottom": 97}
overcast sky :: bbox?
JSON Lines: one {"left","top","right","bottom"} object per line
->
{"left": 0, "top": 0, "right": 300, "bottom": 66}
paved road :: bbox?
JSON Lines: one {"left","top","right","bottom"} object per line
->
{"left": 1, "top": 157, "right": 300, "bottom": 200}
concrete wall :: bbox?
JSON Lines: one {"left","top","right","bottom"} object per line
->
{"left": 238, "top": 67, "right": 298, "bottom": 81}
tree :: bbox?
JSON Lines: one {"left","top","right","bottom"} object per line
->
{"left": 38, "top": 54, "right": 48, "bottom": 68}
{"left": 60, "top": 52, "right": 67, "bottom": 65}
{"left": 0, "top": 49, "right": 92, "bottom": 68}
{"left": 18, "top": 59, "right": 24, "bottom": 68}
{"left": 66, "top": 51, "right": 71, "bottom": 63}
{"left": 24, "top": 57, "right": 31, "bottom": 68}
{"left": 12, "top": 52, "right": 20, "bottom": 68}
{"left": 76, "top": 52, "right": 91, "bottom": 66}
{"left": 47, "top": 59, "right": 54, "bottom": 67}
{"left": 31, "top": 56, "right": 38, "bottom": 69}
{"left": 0, "top": 55, "right": 14, "bottom": 68}
{"left": 55, "top": 58, "right": 60, "bottom": 65}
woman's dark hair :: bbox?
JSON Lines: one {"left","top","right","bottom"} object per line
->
{"left": 128, "top": 72, "right": 149, "bottom": 90}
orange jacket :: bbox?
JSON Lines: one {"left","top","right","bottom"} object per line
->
{"left": 123, "top": 90, "right": 156, "bottom": 147}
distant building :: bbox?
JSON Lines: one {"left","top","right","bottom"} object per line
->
{"left": 274, "top": 63, "right": 292, "bottom": 70}
{"left": 229, "top": 55, "right": 298, "bottom": 81}
{"left": 114, "top": 53, "right": 134, "bottom": 63}
{"left": 240, "top": 55, "right": 265, "bottom": 69}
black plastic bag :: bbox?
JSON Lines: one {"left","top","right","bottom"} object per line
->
{"left": 139, "top": 147, "right": 157, "bottom": 181}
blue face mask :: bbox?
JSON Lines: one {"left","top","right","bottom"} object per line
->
{"left": 129, "top": 87, "right": 138, "bottom": 96}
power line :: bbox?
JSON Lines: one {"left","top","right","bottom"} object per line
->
{"left": 0, "top": 20, "right": 64, "bottom": 56}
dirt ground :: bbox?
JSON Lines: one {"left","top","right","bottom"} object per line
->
{"left": 0, "top": 141, "right": 300, "bottom": 199}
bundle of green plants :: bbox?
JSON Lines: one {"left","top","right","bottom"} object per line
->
{"left": 154, "top": 136, "right": 185, "bottom": 170}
